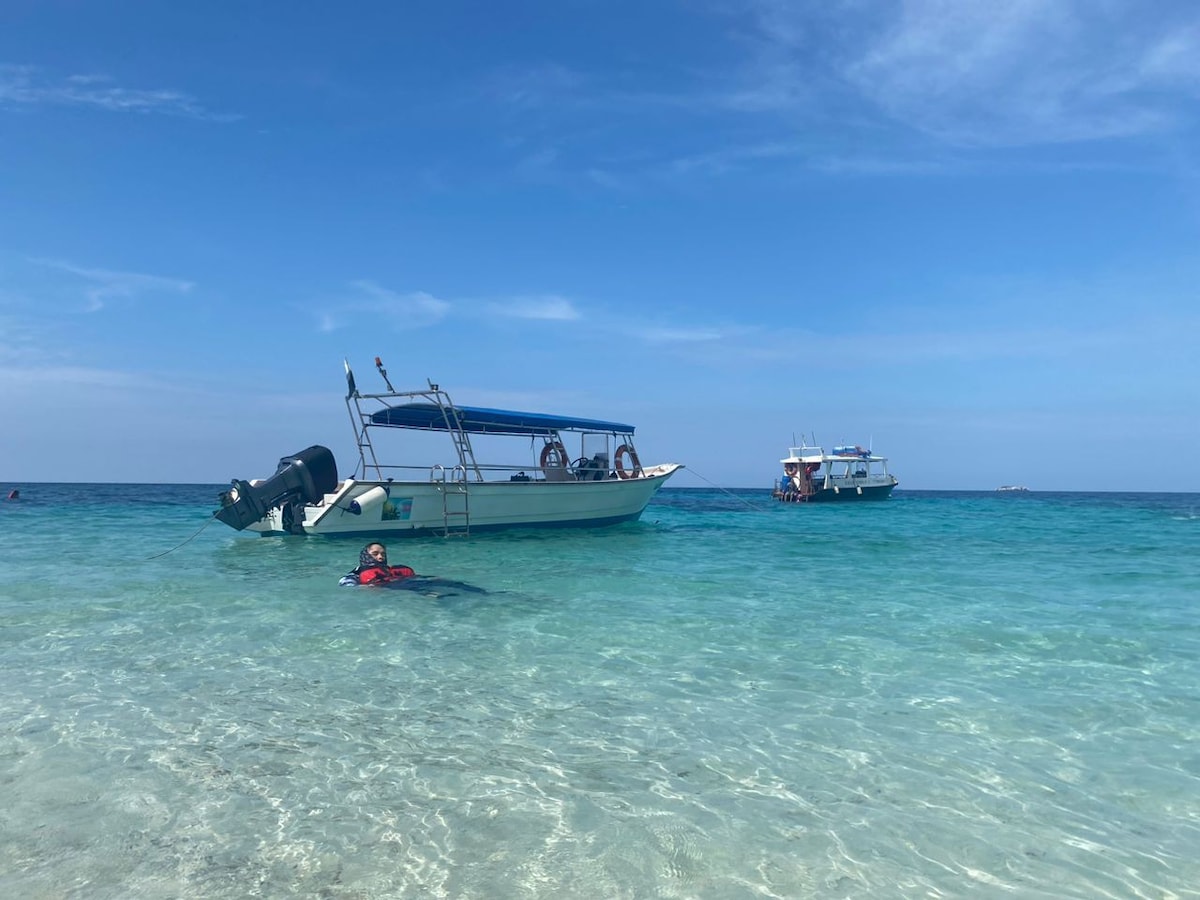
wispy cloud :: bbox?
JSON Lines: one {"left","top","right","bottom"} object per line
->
{"left": 1140, "top": 25, "right": 1200, "bottom": 83}
{"left": 317, "top": 280, "right": 451, "bottom": 332}
{"left": 30, "top": 258, "right": 194, "bottom": 311}
{"left": 0, "top": 64, "right": 238, "bottom": 121}
{"left": 808, "top": 153, "right": 964, "bottom": 176}
{"left": 0, "top": 313, "right": 47, "bottom": 364}
{"left": 485, "top": 63, "right": 584, "bottom": 109}
{"left": 666, "top": 138, "right": 815, "bottom": 177}
{"left": 487, "top": 295, "right": 581, "bottom": 321}
{"left": 746, "top": 0, "right": 1200, "bottom": 147}
{"left": 660, "top": 311, "right": 1199, "bottom": 373}
{"left": 480, "top": 2, "right": 1200, "bottom": 188}
{"left": 318, "top": 284, "right": 590, "bottom": 332}
{"left": 0, "top": 362, "right": 149, "bottom": 390}
{"left": 639, "top": 325, "right": 732, "bottom": 343}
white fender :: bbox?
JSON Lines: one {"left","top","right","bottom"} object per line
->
{"left": 347, "top": 485, "right": 388, "bottom": 518}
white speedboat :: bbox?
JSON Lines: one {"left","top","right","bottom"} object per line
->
{"left": 772, "top": 441, "right": 898, "bottom": 502}
{"left": 215, "top": 358, "right": 683, "bottom": 536}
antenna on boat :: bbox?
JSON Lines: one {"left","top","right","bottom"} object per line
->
{"left": 375, "top": 356, "right": 395, "bottom": 392}
{"left": 343, "top": 359, "right": 358, "bottom": 398}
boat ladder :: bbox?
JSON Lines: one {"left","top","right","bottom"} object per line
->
{"left": 449, "top": 428, "right": 475, "bottom": 475}
{"left": 433, "top": 465, "right": 470, "bottom": 537}
{"left": 431, "top": 391, "right": 483, "bottom": 481}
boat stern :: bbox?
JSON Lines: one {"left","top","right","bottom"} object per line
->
{"left": 214, "top": 445, "right": 338, "bottom": 531}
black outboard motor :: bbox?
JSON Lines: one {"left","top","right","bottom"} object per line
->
{"left": 214, "top": 445, "right": 338, "bottom": 531}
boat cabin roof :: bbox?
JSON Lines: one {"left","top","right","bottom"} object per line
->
{"left": 780, "top": 446, "right": 886, "bottom": 464}
{"left": 369, "top": 403, "right": 635, "bottom": 436}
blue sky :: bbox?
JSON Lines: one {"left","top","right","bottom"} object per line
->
{"left": 2, "top": 1, "right": 1198, "bottom": 490}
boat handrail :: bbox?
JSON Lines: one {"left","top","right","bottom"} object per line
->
{"left": 429, "top": 464, "right": 469, "bottom": 484}
{"left": 358, "top": 461, "right": 604, "bottom": 482}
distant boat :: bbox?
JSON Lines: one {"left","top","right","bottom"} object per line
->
{"left": 772, "top": 440, "right": 898, "bottom": 503}
{"left": 996, "top": 485, "right": 1029, "bottom": 492}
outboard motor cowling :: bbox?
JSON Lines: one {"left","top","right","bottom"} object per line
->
{"left": 215, "top": 445, "right": 338, "bottom": 531}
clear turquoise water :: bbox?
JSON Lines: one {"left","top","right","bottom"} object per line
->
{"left": 2, "top": 486, "right": 1198, "bottom": 898}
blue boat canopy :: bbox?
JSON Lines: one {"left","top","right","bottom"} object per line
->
{"left": 369, "top": 403, "right": 635, "bottom": 436}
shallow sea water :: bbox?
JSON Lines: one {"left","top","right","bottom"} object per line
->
{"left": 1, "top": 485, "right": 1198, "bottom": 898}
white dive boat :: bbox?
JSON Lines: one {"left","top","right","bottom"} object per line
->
{"left": 214, "top": 358, "right": 683, "bottom": 537}
{"left": 772, "top": 441, "right": 898, "bottom": 503}
{"left": 996, "top": 485, "right": 1029, "bottom": 492}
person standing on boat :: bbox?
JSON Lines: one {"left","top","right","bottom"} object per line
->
{"left": 339, "top": 542, "right": 416, "bottom": 586}
{"left": 781, "top": 463, "right": 800, "bottom": 500}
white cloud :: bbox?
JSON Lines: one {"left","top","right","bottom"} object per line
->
{"left": 0, "top": 64, "right": 237, "bottom": 121}
{"left": 665, "top": 137, "right": 832, "bottom": 178}
{"left": 0, "top": 314, "right": 48, "bottom": 364}
{"left": 1139, "top": 26, "right": 1200, "bottom": 84}
{"left": 29, "top": 258, "right": 194, "bottom": 311}
{"left": 319, "top": 285, "right": 586, "bottom": 332}
{"left": 747, "top": 0, "right": 1200, "bottom": 146}
{"left": 488, "top": 295, "right": 581, "bottom": 321}
{"left": 486, "top": 63, "right": 584, "bottom": 109}
{"left": 318, "top": 281, "right": 451, "bottom": 331}
{"left": 664, "top": 311, "right": 1200, "bottom": 372}
{"left": 585, "top": 168, "right": 628, "bottom": 190}
{"left": 0, "top": 363, "right": 148, "bottom": 390}
{"left": 639, "top": 326, "right": 729, "bottom": 343}
{"left": 456, "top": 2, "right": 1200, "bottom": 189}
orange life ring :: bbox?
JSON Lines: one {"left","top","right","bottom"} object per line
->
{"left": 539, "top": 441, "right": 568, "bottom": 470}
{"left": 614, "top": 444, "right": 642, "bottom": 479}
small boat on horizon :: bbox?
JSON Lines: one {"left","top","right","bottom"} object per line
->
{"left": 213, "top": 357, "right": 683, "bottom": 537}
{"left": 996, "top": 485, "right": 1030, "bottom": 492}
{"left": 772, "top": 440, "right": 898, "bottom": 502}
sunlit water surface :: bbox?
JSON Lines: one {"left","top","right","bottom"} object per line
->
{"left": 2, "top": 485, "right": 1198, "bottom": 898}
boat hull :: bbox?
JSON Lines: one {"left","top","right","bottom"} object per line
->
{"left": 801, "top": 482, "right": 896, "bottom": 502}
{"left": 774, "top": 481, "right": 897, "bottom": 503}
{"left": 248, "top": 464, "right": 682, "bottom": 536}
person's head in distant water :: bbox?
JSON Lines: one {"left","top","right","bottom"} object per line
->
{"left": 360, "top": 542, "right": 387, "bottom": 568}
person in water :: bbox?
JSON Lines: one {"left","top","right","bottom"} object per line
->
{"left": 339, "top": 542, "right": 416, "bottom": 586}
